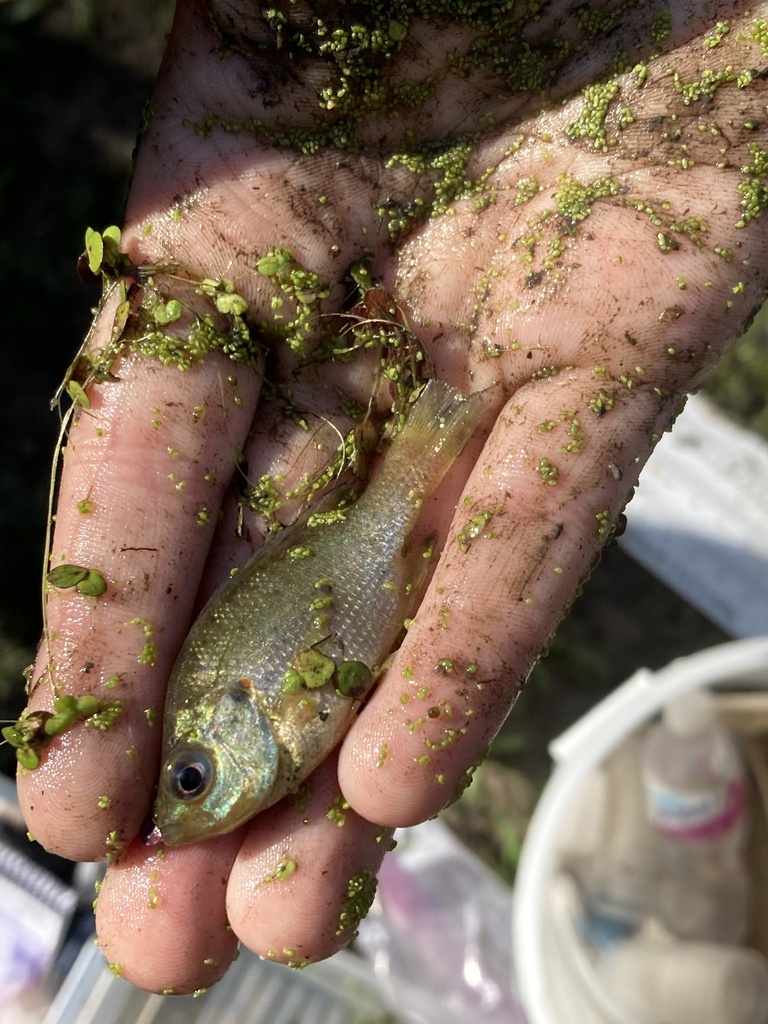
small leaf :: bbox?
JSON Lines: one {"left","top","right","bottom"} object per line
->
{"left": 45, "top": 699, "right": 77, "bottom": 735}
{"left": 101, "top": 226, "right": 123, "bottom": 272}
{"left": 44, "top": 713, "right": 77, "bottom": 737}
{"left": 388, "top": 19, "right": 407, "bottom": 41}
{"left": 336, "top": 661, "right": 372, "bottom": 697}
{"left": 46, "top": 564, "right": 107, "bottom": 597}
{"left": 47, "top": 565, "right": 89, "bottom": 589}
{"left": 76, "top": 570, "right": 108, "bottom": 597}
{"left": 110, "top": 298, "right": 131, "bottom": 342}
{"left": 53, "top": 695, "right": 78, "bottom": 717}
{"left": 2, "top": 725, "right": 24, "bottom": 748}
{"left": 256, "top": 250, "right": 291, "bottom": 276}
{"left": 85, "top": 227, "right": 104, "bottom": 276}
{"left": 17, "top": 748, "right": 40, "bottom": 771}
{"left": 282, "top": 669, "right": 303, "bottom": 695}
{"left": 215, "top": 293, "right": 247, "bottom": 316}
{"left": 154, "top": 300, "right": 182, "bottom": 325}
{"left": 66, "top": 380, "right": 91, "bottom": 409}
{"left": 75, "top": 695, "right": 101, "bottom": 717}
{"left": 292, "top": 649, "right": 336, "bottom": 689}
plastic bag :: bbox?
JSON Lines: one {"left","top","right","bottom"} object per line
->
{"left": 356, "top": 819, "right": 528, "bottom": 1024}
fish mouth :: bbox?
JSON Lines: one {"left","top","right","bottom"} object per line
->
{"left": 148, "top": 796, "right": 225, "bottom": 846}
{"left": 141, "top": 814, "right": 164, "bottom": 846}
{"left": 146, "top": 816, "right": 192, "bottom": 847}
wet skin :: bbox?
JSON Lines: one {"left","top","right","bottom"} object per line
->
{"left": 17, "top": 0, "right": 768, "bottom": 993}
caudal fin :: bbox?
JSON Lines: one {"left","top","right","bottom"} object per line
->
{"left": 381, "top": 379, "right": 494, "bottom": 497}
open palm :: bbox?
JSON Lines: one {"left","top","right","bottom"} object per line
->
{"left": 18, "top": 0, "right": 768, "bottom": 992}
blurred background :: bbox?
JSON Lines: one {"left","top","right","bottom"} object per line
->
{"left": 1, "top": 0, "right": 767, "bottom": 884}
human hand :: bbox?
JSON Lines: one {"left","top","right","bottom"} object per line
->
{"left": 17, "top": 0, "right": 768, "bottom": 992}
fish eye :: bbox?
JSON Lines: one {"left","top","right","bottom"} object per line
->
{"left": 168, "top": 750, "right": 213, "bottom": 801}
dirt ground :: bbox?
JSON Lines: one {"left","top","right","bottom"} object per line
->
{"left": 0, "top": 1, "right": 752, "bottom": 879}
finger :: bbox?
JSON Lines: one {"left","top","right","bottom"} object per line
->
{"left": 95, "top": 755, "right": 391, "bottom": 991}
{"left": 193, "top": 384, "right": 366, "bottom": 597}
{"left": 227, "top": 753, "right": 392, "bottom": 967}
{"left": 18, "top": 292, "right": 262, "bottom": 861}
{"left": 338, "top": 373, "right": 688, "bottom": 826}
{"left": 95, "top": 829, "right": 244, "bottom": 994}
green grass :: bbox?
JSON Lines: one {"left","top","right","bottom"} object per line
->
{"left": 704, "top": 301, "right": 768, "bottom": 439}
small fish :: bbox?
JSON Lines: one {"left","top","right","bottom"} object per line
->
{"left": 153, "top": 379, "right": 490, "bottom": 845}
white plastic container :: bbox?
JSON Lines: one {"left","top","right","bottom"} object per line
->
{"left": 513, "top": 636, "right": 768, "bottom": 1024}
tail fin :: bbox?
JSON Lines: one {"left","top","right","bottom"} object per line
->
{"left": 381, "top": 379, "right": 494, "bottom": 498}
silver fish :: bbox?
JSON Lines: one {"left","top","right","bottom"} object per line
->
{"left": 153, "top": 379, "right": 489, "bottom": 845}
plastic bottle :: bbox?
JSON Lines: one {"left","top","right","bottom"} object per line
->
{"left": 558, "top": 736, "right": 659, "bottom": 937}
{"left": 641, "top": 688, "right": 750, "bottom": 944}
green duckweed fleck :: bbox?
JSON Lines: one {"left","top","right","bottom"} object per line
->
{"left": 336, "top": 870, "right": 378, "bottom": 936}
{"left": 327, "top": 794, "right": 350, "bottom": 827}
{"left": 263, "top": 859, "right": 298, "bottom": 883}
{"left": 736, "top": 143, "right": 768, "bottom": 227}
{"left": 538, "top": 459, "right": 559, "bottom": 485}
{"left": 456, "top": 503, "right": 503, "bottom": 553}
{"left": 596, "top": 509, "right": 613, "bottom": 536}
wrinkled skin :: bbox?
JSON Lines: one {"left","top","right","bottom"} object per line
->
{"left": 17, "top": 0, "right": 768, "bottom": 993}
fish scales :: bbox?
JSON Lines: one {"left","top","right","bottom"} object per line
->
{"left": 153, "top": 379, "right": 490, "bottom": 845}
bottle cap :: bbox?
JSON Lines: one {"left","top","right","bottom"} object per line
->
{"left": 662, "top": 689, "right": 715, "bottom": 737}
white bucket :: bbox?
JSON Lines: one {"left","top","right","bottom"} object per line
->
{"left": 513, "top": 636, "right": 768, "bottom": 1024}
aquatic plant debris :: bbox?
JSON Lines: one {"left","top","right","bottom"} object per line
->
{"left": 336, "top": 870, "right": 378, "bottom": 936}
{"left": 46, "top": 563, "right": 108, "bottom": 598}
{"left": 2, "top": 695, "right": 123, "bottom": 770}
